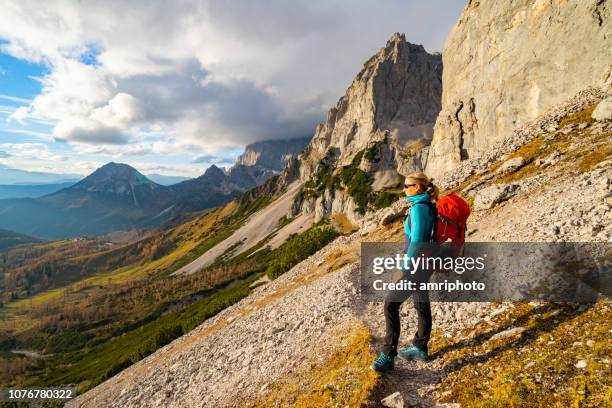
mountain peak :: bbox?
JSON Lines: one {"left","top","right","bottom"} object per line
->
{"left": 284, "top": 33, "right": 442, "bottom": 221}
{"left": 387, "top": 32, "right": 406, "bottom": 44}
{"left": 69, "top": 162, "right": 157, "bottom": 194}
{"left": 96, "top": 162, "right": 142, "bottom": 175}
{"left": 201, "top": 164, "right": 226, "bottom": 183}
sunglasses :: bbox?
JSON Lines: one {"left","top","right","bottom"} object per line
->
{"left": 404, "top": 183, "right": 417, "bottom": 189}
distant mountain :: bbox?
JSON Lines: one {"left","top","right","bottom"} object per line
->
{"left": 0, "top": 163, "right": 177, "bottom": 238}
{"left": 0, "top": 182, "right": 76, "bottom": 199}
{"left": 0, "top": 138, "right": 312, "bottom": 239}
{"left": 0, "top": 228, "right": 39, "bottom": 251}
{"left": 0, "top": 165, "right": 81, "bottom": 185}
{"left": 0, "top": 162, "right": 260, "bottom": 239}
{"left": 145, "top": 174, "right": 191, "bottom": 186}
{"left": 234, "top": 137, "right": 310, "bottom": 184}
{"left": 55, "top": 163, "right": 171, "bottom": 208}
{"left": 235, "top": 138, "right": 310, "bottom": 170}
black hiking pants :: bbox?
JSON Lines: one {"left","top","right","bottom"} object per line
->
{"left": 382, "top": 270, "right": 432, "bottom": 356}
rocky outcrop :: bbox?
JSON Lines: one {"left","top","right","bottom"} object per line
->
{"left": 472, "top": 183, "right": 520, "bottom": 211}
{"left": 288, "top": 33, "right": 442, "bottom": 223}
{"left": 300, "top": 33, "right": 441, "bottom": 178}
{"left": 592, "top": 96, "right": 612, "bottom": 122}
{"left": 426, "top": 0, "right": 611, "bottom": 179}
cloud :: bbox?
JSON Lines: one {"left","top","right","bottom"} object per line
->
{"left": 53, "top": 123, "right": 130, "bottom": 145}
{"left": 7, "top": 106, "right": 30, "bottom": 123}
{"left": 0, "top": 127, "right": 53, "bottom": 140}
{"left": 0, "top": 0, "right": 464, "bottom": 153}
{"left": 191, "top": 154, "right": 220, "bottom": 163}
{"left": 0, "top": 94, "right": 32, "bottom": 103}
{"left": 0, "top": 150, "right": 11, "bottom": 158}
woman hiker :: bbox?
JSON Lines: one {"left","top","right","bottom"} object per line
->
{"left": 371, "top": 171, "right": 439, "bottom": 372}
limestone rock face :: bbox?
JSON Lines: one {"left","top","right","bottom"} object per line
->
{"left": 287, "top": 33, "right": 442, "bottom": 221}
{"left": 426, "top": 0, "right": 612, "bottom": 179}
{"left": 299, "top": 33, "right": 442, "bottom": 181}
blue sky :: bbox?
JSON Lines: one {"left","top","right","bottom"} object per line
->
{"left": 0, "top": 0, "right": 465, "bottom": 180}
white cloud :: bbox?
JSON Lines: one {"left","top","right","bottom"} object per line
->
{"left": 91, "top": 93, "right": 143, "bottom": 127}
{"left": 7, "top": 106, "right": 30, "bottom": 123}
{"left": 0, "top": 94, "right": 32, "bottom": 103}
{"left": 0, "top": 0, "right": 463, "bottom": 153}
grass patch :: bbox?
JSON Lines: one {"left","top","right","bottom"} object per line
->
{"left": 322, "top": 244, "right": 358, "bottom": 273}
{"left": 558, "top": 103, "right": 597, "bottom": 129}
{"left": 330, "top": 213, "right": 358, "bottom": 234}
{"left": 433, "top": 301, "right": 612, "bottom": 407}
{"left": 577, "top": 138, "right": 612, "bottom": 172}
{"left": 250, "top": 322, "right": 379, "bottom": 408}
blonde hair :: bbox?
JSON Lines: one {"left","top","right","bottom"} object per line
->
{"left": 405, "top": 171, "right": 439, "bottom": 202}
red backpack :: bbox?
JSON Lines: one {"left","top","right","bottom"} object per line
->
{"left": 405, "top": 193, "right": 471, "bottom": 243}
{"left": 435, "top": 194, "right": 471, "bottom": 242}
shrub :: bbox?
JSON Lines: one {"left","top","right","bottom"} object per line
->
{"left": 372, "top": 191, "right": 402, "bottom": 210}
{"left": 364, "top": 141, "right": 381, "bottom": 162}
{"left": 266, "top": 226, "right": 339, "bottom": 279}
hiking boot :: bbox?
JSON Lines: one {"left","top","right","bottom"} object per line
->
{"left": 398, "top": 344, "right": 428, "bottom": 363}
{"left": 370, "top": 352, "right": 394, "bottom": 372}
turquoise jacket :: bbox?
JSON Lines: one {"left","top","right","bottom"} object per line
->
{"left": 404, "top": 193, "right": 435, "bottom": 261}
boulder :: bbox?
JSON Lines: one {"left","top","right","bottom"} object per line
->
{"left": 380, "top": 204, "right": 408, "bottom": 226}
{"left": 496, "top": 156, "right": 525, "bottom": 174}
{"left": 473, "top": 183, "right": 520, "bottom": 211}
{"left": 592, "top": 97, "right": 612, "bottom": 122}
{"left": 535, "top": 151, "right": 561, "bottom": 168}
{"left": 381, "top": 391, "right": 404, "bottom": 408}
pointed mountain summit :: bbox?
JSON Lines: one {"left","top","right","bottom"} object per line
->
{"left": 200, "top": 164, "right": 226, "bottom": 184}
{"left": 286, "top": 32, "right": 443, "bottom": 223}
{"left": 302, "top": 32, "right": 442, "bottom": 169}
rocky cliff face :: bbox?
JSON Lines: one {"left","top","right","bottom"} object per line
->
{"left": 300, "top": 33, "right": 441, "bottom": 178}
{"left": 289, "top": 33, "right": 442, "bottom": 223}
{"left": 232, "top": 137, "right": 310, "bottom": 185}
{"left": 235, "top": 138, "right": 310, "bottom": 170}
{"left": 426, "top": 0, "right": 611, "bottom": 179}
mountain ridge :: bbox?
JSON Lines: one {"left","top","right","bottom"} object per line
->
{"left": 0, "top": 139, "right": 309, "bottom": 239}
